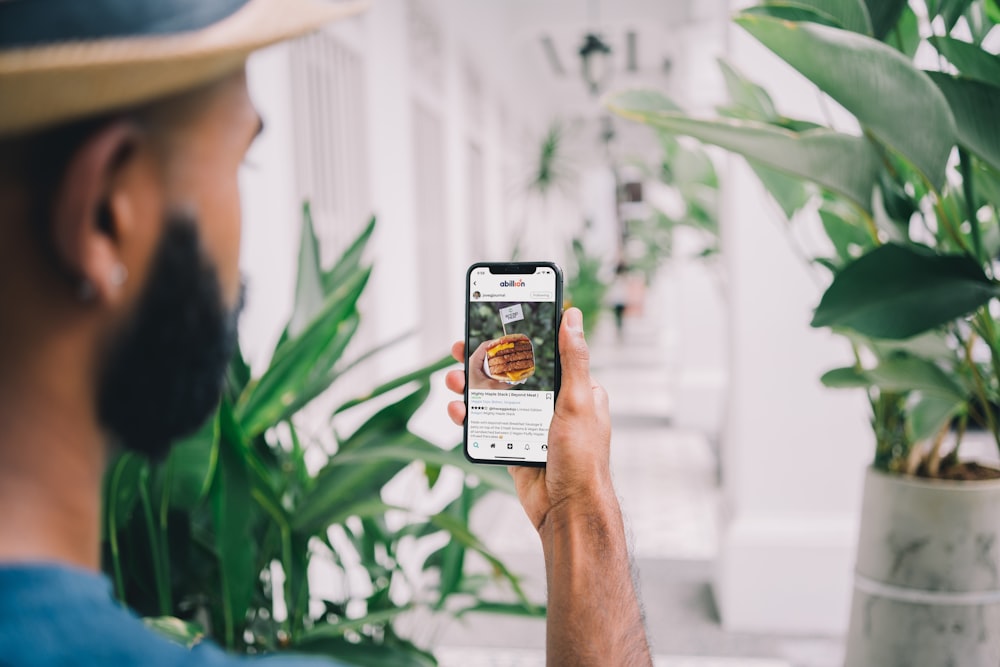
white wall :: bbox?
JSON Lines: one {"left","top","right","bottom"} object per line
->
{"left": 238, "top": 1, "right": 565, "bottom": 380}
{"left": 239, "top": 43, "right": 300, "bottom": 375}
{"left": 714, "top": 3, "right": 872, "bottom": 634}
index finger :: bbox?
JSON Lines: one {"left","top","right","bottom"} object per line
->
{"left": 451, "top": 341, "right": 465, "bottom": 364}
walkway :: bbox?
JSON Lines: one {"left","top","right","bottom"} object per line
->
{"left": 434, "top": 291, "right": 844, "bottom": 666}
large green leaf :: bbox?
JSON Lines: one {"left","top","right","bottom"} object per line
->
{"left": 144, "top": 617, "right": 206, "bottom": 648}
{"left": 270, "top": 312, "right": 361, "bottom": 425}
{"left": 104, "top": 452, "right": 144, "bottom": 538}
{"left": 743, "top": 4, "right": 842, "bottom": 28}
{"left": 974, "top": 160, "right": 1000, "bottom": 209}
{"left": 891, "top": 5, "right": 920, "bottom": 58}
{"left": 103, "top": 452, "right": 145, "bottom": 601}
{"left": 336, "top": 380, "right": 433, "bottom": 455}
{"left": 865, "top": 331, "right": 956, "bottom": 362}
{"left": 735, "top": 13, "right": 957, "bottom": 190}
{"left": 988, "top": 0, "right": 1000, "bottom": 24}
{"left": 457, "top": 601, "right": 547, "bottom": 618}
{"left": 275, "top": 214, "right": 376, "bottom": 354}
{"left": 287, "top": 202, "right": 326, "bottom": 340}
{"left": 761, "top": 0, "right": 874, "bottom": 34}
{"left": 862, "top": 0, "right": 907, "bottom": 39}
{"left": 929, "top": 36, "right": 1000, "bottom": 87}
{"left": 812, "top": 243, "right": 1000, "bottom": 339}
{"left": 665, "top": 141, "right": 719, "bottom": 191}
{"left": 607, "top": 90, "right": 880, "bottom": 212}
{"left": 333, "top": 355, "right": 455, "bottom": 415}
{"left": 236, "top": 267, "right": 370, "bottom": 437}
{"left": 295, "top": 607, "right": 412, "bottom": 644}
{"left": 716, "top": 59, "right": 817, "bottom": 218}
{"left": 164, "top": 411, "right": 219, "bottom": 512}
{"left": 292, "top": 384, "right": 434, "bottom": 533}
{"left": 928, "top": 0, "right": 977, "bottom": 31}
{"left": 295, "top": 433, "right": 516, "bottom": 535}
{"left": 323, "top": 216, "right": 376, "bottom": 294}
{"left": 225, "top": 341, "right": 252, "bottom": 402}
{"left": 294, "top": 440, "right": 413, "bottom": 535}
{"left": 752, "top": 161, "right": 814, "bottom": 219}
{"left": 820, "top": 366, "right": 871, "bottom": 388}
{"left": 211, "top": 401, "right": 256, "bottom": 648}
{"left": 908, "top": 395, "right": 965, "bottom": 442}
{"left": 429, "top": 510, "right": 535, "bottom": 610}
{"left": 864, "top": 355, "right": 965, "bottom": 401}
{"left": 927, "top": 73, "right": 1000, "bottom": 172}
{"left": 717, "top": 58, "right": 779, "bottom": 122}
{"left": 819, "top": 206, "right": 872, "bottom": 265}
{"left": 328, "top": 442, "right": 516, "bottom": 495}
{"left": 295, "top": 499, "right": 404, "bottom": 536}
{"left": 434, "top": 483, "right": 477, "bottom": 610}
{"left": 964, "top": 2, "right": 995, "bottom": 44}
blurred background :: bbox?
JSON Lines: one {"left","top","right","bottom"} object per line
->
{"left": 232, "top": 1, "right": 880, "bottom": 665}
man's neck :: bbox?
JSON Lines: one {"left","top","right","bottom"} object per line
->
{"left": 0, "top": 371, "right": 106, "bottom": 571}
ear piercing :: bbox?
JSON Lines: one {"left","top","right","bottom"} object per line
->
{"left": 110, "top": 263, "right": 128, "bottom": 288}
{"left": 76, "top": 264, "right": 127, "bottom": 302}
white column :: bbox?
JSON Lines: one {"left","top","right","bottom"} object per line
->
{"left": 714, "top": 4, "right": 872, "bottom": 634}
{"left": 239, "top": 44, "right": 300, "bottom": 374}
{"left": 363, "top": 0, "right": 423, "bottom": 376}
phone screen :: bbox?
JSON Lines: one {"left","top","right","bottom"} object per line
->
{"left": 464, "top": 263, "right": 562, "bottom": 466}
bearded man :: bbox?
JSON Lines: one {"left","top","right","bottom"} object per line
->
{"left": 0, "top": 1, "right": 652, "bottom": 664}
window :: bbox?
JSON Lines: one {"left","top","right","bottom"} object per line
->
{"left": 290, "top": 31, "right": 370, "bottom": 267}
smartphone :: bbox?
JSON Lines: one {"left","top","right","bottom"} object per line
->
{"left": 464, "top": 262, "right": 563, "bottom": 467}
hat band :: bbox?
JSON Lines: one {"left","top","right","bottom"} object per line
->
{"left": 0, "top": 0, "right": 251, "bottom": 49}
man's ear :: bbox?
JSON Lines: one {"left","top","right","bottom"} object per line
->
{"left": 50, "top": 120, "right": 145, "bottom": 305}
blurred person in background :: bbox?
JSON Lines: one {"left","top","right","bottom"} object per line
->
{"left": 608, "top": 263, "right": 630, "bottom": 342}
{"left": 0, "top": 1, "right": 652, "bottom": 665}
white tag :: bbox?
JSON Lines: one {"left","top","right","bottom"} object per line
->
{"left": 499, "top": 304, "right": 524, "bottom": 324}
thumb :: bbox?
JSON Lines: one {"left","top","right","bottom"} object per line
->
{"left": 557, "top": 308, "right": 593, "bottom": 414}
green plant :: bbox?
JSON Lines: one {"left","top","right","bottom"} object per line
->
{"left": 513, "top": 121, "right": 577, "bottom": 261}
{"left": 609, "top": 0, "right": 1000, "bottom": 478}
{"left": 102, "top": 205, "right": 543, "bottom": 665}
{"left": 526, "top": 122, "right": 573, "bottom": 199}
{"left": 564, "top": 237, "right": 607, "bottom": 336}
{"left": 623, "top": 133, "right": 723, "bottom": 285}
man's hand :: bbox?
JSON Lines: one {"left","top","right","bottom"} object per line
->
{"left": 446, "top": 308, "right": 614, "bottom": 531}
{"left": 446, "top": 307, "right": 652, "bottom": 666}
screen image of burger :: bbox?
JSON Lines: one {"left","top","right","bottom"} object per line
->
{"left": 467, "top": 301, "right": 556, "bottom": 392}
{"left": 484, "top": 333, "right": 535, "bottom": 383}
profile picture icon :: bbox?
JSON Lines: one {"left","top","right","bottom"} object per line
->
{"left": 472, "top": 291, "right": 481, "bottom": 299}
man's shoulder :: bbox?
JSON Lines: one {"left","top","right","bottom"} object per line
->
{"left": 0, "top": 564, "right": 336, "bottom": 667}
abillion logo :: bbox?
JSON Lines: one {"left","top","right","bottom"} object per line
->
{"left": 499, "top": 279, "right": 526, "bottom": 287}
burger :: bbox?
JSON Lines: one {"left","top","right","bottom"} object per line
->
{"left": 485, "top": 334, "right": 535, "bottom": 383}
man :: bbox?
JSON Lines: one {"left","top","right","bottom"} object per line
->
{"left": 0, "top": 0, "right": 652, "bottom": 665}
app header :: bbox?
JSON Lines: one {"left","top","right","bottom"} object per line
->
{"left": 469, "top": 268, "right": 555, "bottom": 303}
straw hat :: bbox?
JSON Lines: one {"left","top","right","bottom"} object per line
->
{"left": 0, "top": 0, "right": 369, "bottom": 137}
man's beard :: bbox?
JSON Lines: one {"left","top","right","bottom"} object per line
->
{"left": 97, "top": 212, "right": 242, "bottom": 460}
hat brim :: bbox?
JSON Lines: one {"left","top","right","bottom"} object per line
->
{"left": 0, "top": 0, "right": 369, "bottom": 136}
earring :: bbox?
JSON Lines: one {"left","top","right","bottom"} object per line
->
{"left": 110, "top": 263, "right": 128, "bottom": 288}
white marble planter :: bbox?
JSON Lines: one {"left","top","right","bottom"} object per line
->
{"left": 845, "top": 467, "right": 1000, "bottom": 666}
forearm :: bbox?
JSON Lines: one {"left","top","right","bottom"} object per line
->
{"left": 539, "top": 491, "right": 652, "bottom": 667}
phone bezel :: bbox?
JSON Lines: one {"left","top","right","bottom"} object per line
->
{"left": 463, "top": 261, "right": 563, "bottom": 468}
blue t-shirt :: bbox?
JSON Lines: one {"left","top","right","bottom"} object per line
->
{"left": 0, "top": 564, "right": 341, "bottom": 666}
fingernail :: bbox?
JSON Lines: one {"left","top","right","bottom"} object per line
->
{"left": 565, "top": 308, "right": 583, "bottom": 334}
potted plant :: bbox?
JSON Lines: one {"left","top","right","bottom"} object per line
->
{"left": 102, "top": 204, "right": 542, "bottom": 665}
{"left": 608, "top": 0, "right": 1000, "bottom": 664}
